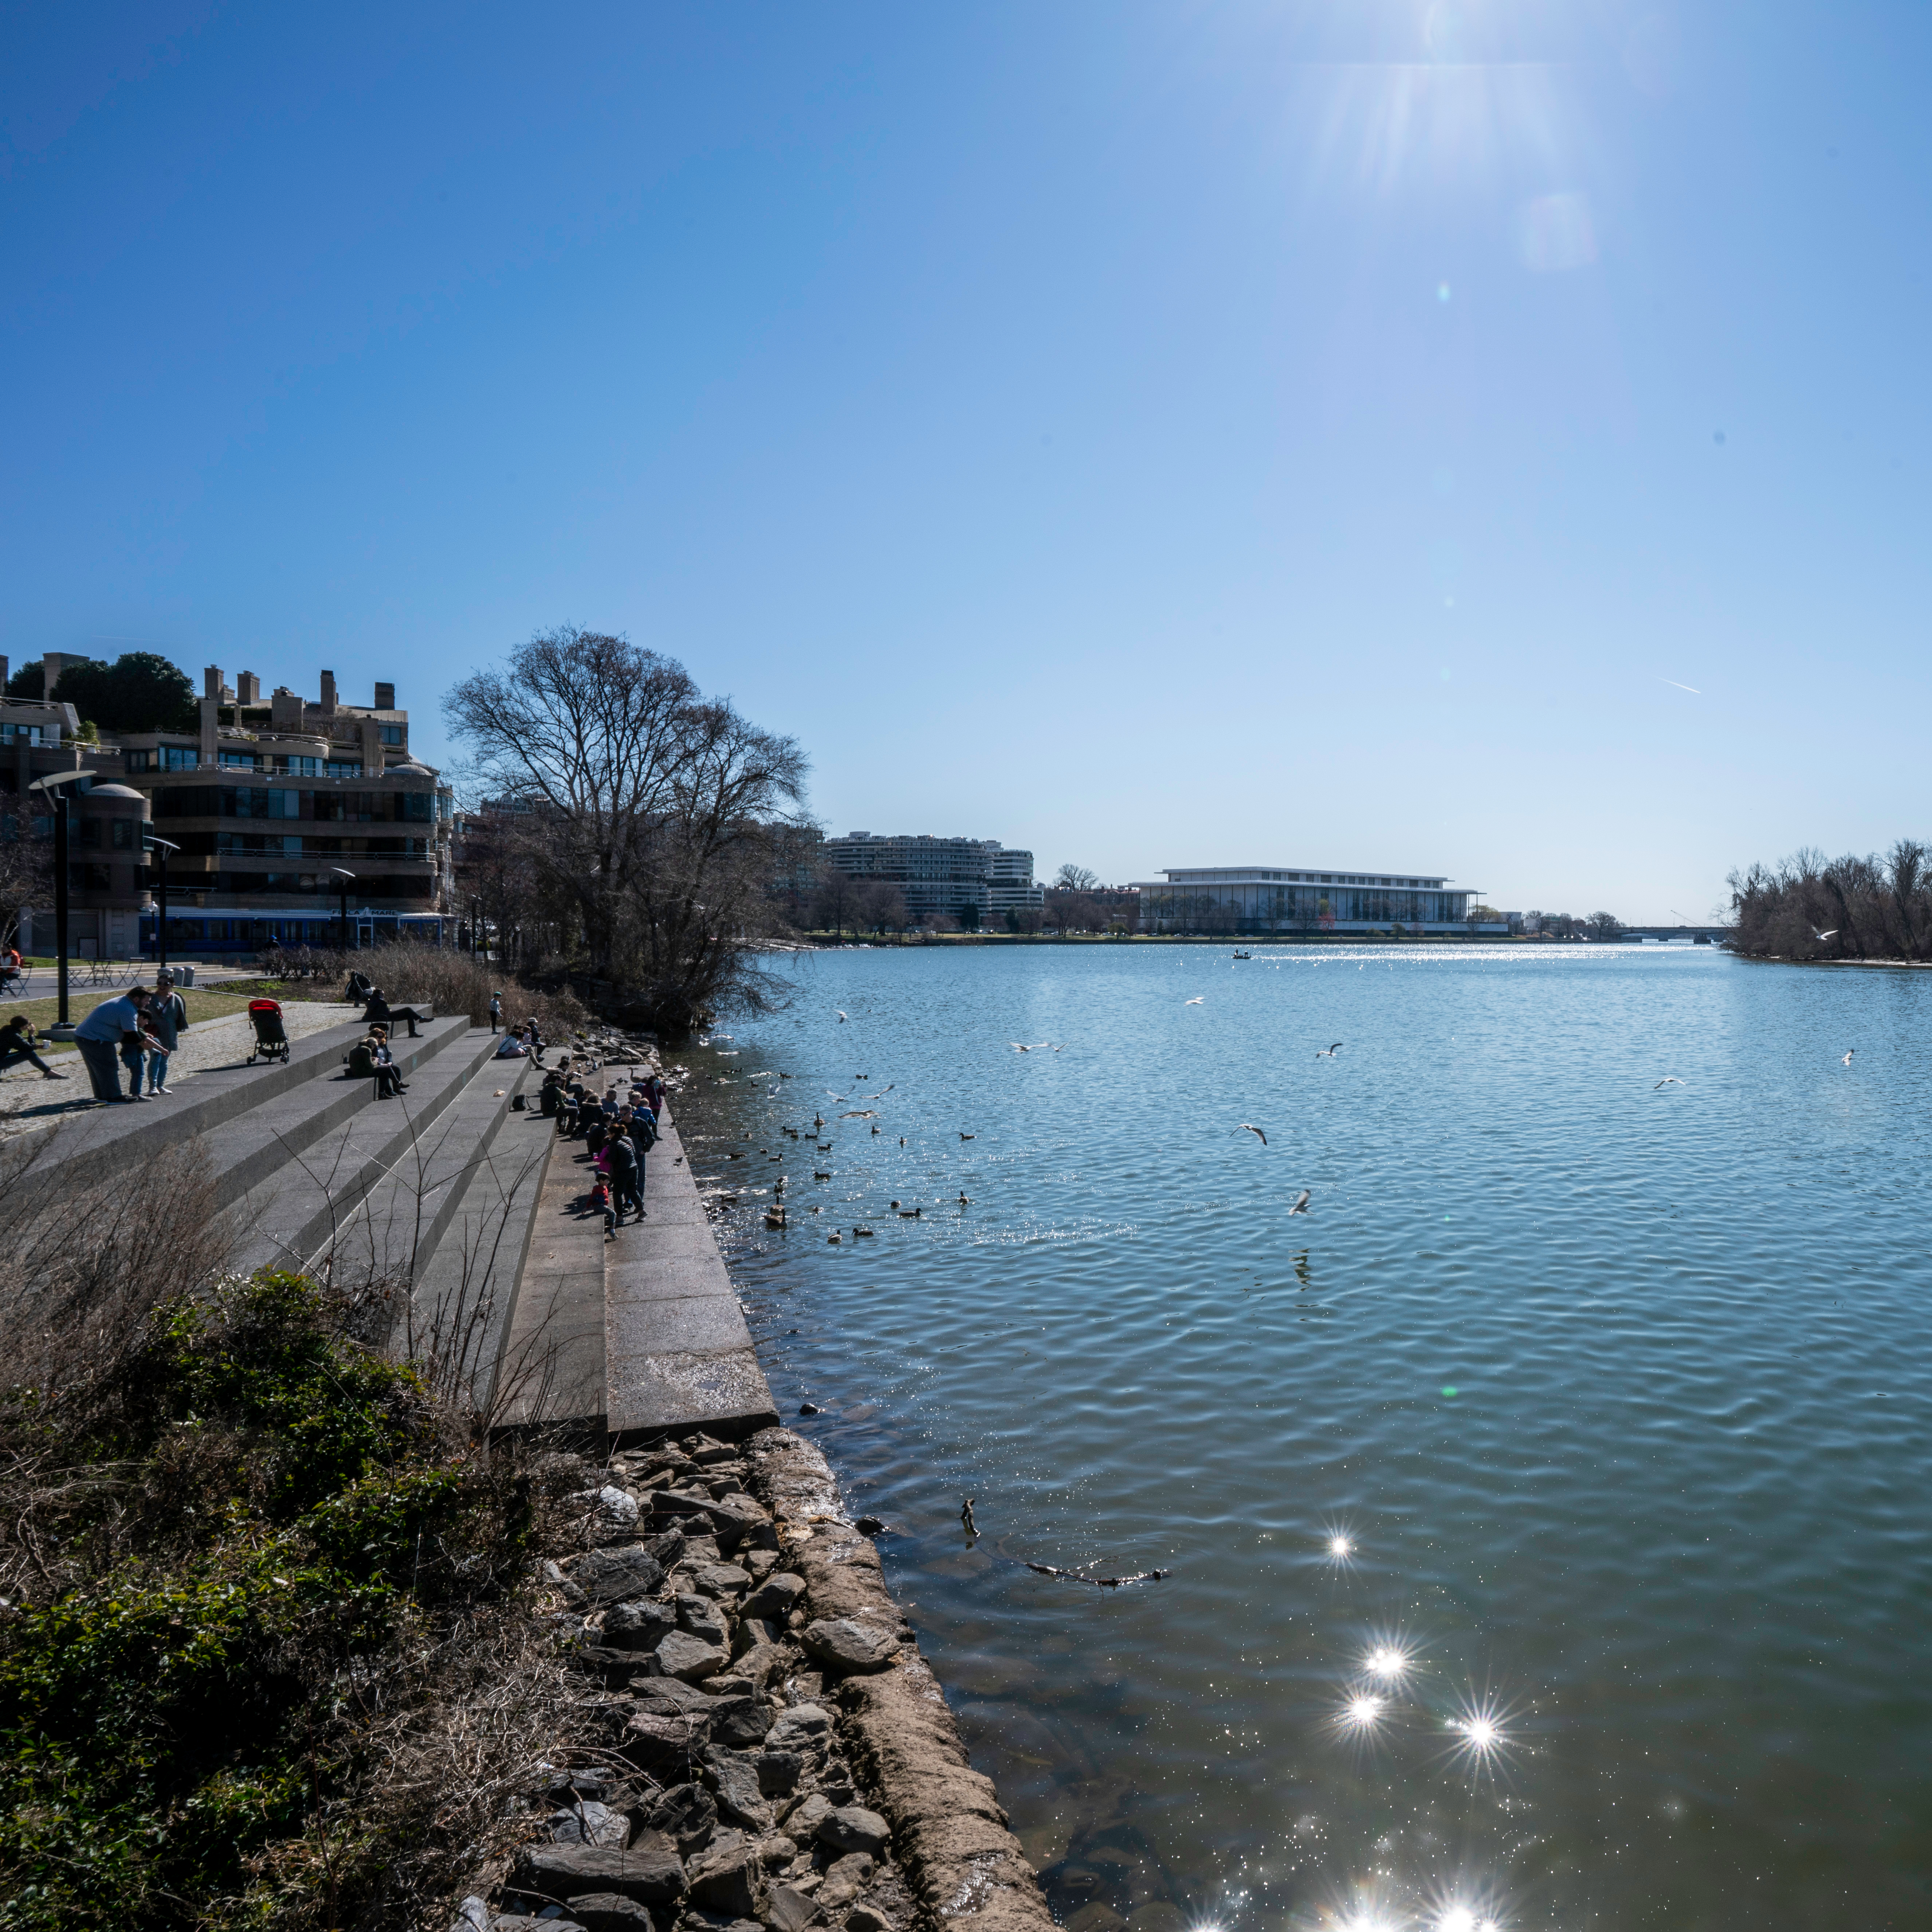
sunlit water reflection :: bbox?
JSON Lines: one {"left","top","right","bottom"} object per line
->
{"left": 676, "top": 944, "right": 1932, "bottom": 1930}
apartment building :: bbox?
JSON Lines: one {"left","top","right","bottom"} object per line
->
{"left": 114, "top": 666, "right": 456, "bottom": 954}
{"left": 820, "top": 832, "right": 1040, "bottom": 925}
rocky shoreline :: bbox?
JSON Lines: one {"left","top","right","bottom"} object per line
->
{"left": 461, "top": 1426, "right": 1049, "bottom": 1932}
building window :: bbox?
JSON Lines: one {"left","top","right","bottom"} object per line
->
{"left": 160, "top": 746, "right": 199, "bottom": 770}
{"left": 378, "top": 724, "right": 405, "bottom": 746}
{"left": 325, "top": 760, "right": 362, "bottom": 779}
{"left": 219, "top": 750, "right": 259, "bottom": 770}
{"left": 123, "top": 750, "right": 153, "bottom": 773}
{"left": 0, "top": 723, "right": 46, "bottom": 747}
{"left": 110, "top": 820, "right": 135, "bottom": 850}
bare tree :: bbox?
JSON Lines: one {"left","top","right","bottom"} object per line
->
{"left": 810, "top": 866, "right": 864, "bottom": 936}
{"left": 0, "top": 814, "right": 52, "bottom": 952}
{"left": 444, "top": 628, "right": 810, "bottom": 1035}
{"left": 1054, "top": 863, "right": 1099, "bottom": 891}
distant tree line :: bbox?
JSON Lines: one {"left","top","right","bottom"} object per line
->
{"left": 1728, "top": 842, "right": 1932, "bottom": 961}
{"left": 1520, "top": 910, "right": 1623, "bottom": 939}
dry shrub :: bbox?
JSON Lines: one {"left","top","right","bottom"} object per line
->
{"left": 270, "top": 942, "right": 590, "bottom": 1041}
{"left": 0, "top": 1138, "right": 588, "bottom": 1932}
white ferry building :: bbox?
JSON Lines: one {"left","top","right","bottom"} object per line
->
{"left": 1134, "top": 865, "right": 1499, "bottom": 935}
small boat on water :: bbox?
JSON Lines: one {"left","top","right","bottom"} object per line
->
{"left": 1232, "top": 949, "right": 1253, "bottom": 960}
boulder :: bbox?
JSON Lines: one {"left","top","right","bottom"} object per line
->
{"left": 816, "top": 1808, "right": 890, "bottom": 1859}
{"left": 604, "top": 1600, "right": 678, "bottom": 1650}
{"left": 756, "top": 1750, "right": 804, "bottom": 1797}
{"left": 548, "top": 1799, "right": 629, "bottom": 1848}
{"left": 565, "top": 1896, "right": 657, "bottom": 1932}
{"left": 693, "top": 1562, "right": 754, "bottom": 1598}
{"left": 845, "top": 1907, "right": 895, "bottom": 1932}
{"left": 643, "top": 1526, "right": 689, "bottom": 1568}
{"left": 640, "top": 1780, "right": 717, "bottom": 1855}
{"left": 743, "top": 1574, "right": 806, "bottom": 1623}
{"left": 688, "top": 1837, "right": 766, "bottom": 1919}
{"left": 707, "top": 1494, "right": 779, "bottom": 1552}
{"left": 782, "top": 1792, "right": 833, "bottom": 1839}
{"left": 677, "top": 1594, "right": 730, "bottom": 1647}
{"left": 510, "top": 1834, "right": 686, "bottom": 1906}
{"left": 567, "top": 1545, "right": 667, "bottom": 1606}
{"left": 709, "top": 1695, "right": 773, "bottom": 1750}
{"left": 658, "top": 1630, "right": 733, "bottom": 1682}
{"left": 757, "top": 1834, "right": 799, "bottom": 1869}
{"left": 621, "top": 1709, "right": 709, "bottom": 1774}
{"left": 632, "top": 1677, "right": 715, "bottom": 1717}
{"left": 764, "top": 1885, "right": 824, "bottom": 1932}
{"left": 705, "top": 1746, "right": 774, "bottom": 1830}
{"left": 766, "top": 1703, "right": 832, "bottom": 1750}
{"left": 801, "top": 1619, "right": 899, "bottom": 1675}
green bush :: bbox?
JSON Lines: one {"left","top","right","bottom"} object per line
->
{"left": 0, "top": 1270, "right": 534, "bottom": 1931}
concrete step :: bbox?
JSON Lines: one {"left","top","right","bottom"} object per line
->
{"left": 409, "top": 1105, "right": 558, "bottom": 1421}
{"left": 225, "top": 1024, "right": 506, "bottom": 1274}
{"left": 495, "top": 1123, "right": 611, "bottom": 1431}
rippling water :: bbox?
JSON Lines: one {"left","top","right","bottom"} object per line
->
{"left": 676, "top": 943, "right": 1932, "bottom": 1931}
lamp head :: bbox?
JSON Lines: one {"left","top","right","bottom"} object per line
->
{"left": 27, "top": 769, "right": 97, "bottom": 796}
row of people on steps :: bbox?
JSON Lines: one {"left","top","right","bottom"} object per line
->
{"left": 538, "top": 1065, "right": 664, "bottom": 1236}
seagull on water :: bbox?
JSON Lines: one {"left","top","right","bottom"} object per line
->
{"left": 1233, "top": 1124, "right": 1268, "bottom": 1146}
{"left": 1654, "top": 1077, "right": 1685, "bottom": 1088}
{"left": 1316, "top": 1042, "right": 1343, "bottom": 1058}
{"left": 1288, "top": 1189, "right": 1311, "bottom": 1214}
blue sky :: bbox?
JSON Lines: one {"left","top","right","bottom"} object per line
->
{"left": 4, "top": 2, "right": 1927, "bottom": 920}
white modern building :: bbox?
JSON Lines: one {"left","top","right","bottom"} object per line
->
{"left": 1134, "top": 865, "right": 1498, "bottom": 934}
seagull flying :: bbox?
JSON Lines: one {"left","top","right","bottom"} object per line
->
{"left": 1234, "top": 1124, "right": 1268, "bottom": 1146}
{"left": 1316, "top": 1042, "right": 1343, "bottom": 1057}
{"left": 1842, "top": 1049, "right": 1854, "bottom": 1067}
{"left": 1654, "top": 1077, "right": 1685, "bottom": 1088}
{"left": 837, "top": 1010, "right": 848, "bottom": 1021}
{"left": 1288, "top": 1189, "right": 1311, "bottom": 1214}
{"left": 1010, "top": 1041, "right": 1052, "bottom": 1052}
{"left": 1814, "top": 929, "right": 1838, "bottom": 942}
{"left": 1184, "top": 997, "right": 1205, "bottom": 1006}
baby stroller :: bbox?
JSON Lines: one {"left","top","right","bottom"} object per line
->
{"left": 247, "top": 997, "right": 291, "bottom": 1065}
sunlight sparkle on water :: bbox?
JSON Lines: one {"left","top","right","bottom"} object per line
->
{"left": 1446, "top": 1699, "right": 1513, "bottom": 1771}
{"left": 1363, "top": 1643, "right": 1411, "bottom": 1682}
{"left": 1337, "top": 1692, "right": 1385, "bottom": 1733}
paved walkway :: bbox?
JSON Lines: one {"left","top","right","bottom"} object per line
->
{"left": 0, "top": 1002, "right": 361, "bottom": 1130}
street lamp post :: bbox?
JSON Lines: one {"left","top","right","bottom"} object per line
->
{"left": 28, "top": 769, "right": 97, "bottom": 1037}
{"left": 144, "top": 835, "right": 180, "bottom": 974}
{"left": 330, "top": 868, "right": 356, "bottom": 951}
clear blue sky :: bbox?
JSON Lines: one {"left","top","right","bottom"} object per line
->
{"left": 5, "top": 3, "right": 1927, "bottom": 920}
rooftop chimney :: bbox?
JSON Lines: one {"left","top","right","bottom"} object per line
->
{"left": 203, "top": 665, "right": 224, "bottom": 701}
{"left": 373, "top": 682, "right": 396, "bottom": 711}
{"left": 319, "top": 669, "right": 337, "bottom": 714}
{"left": 236, "top": 671, "right": 260, "bottom": 705}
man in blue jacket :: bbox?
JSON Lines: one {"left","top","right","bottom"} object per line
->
{"left": 73, "top": 986, "right": 155, "bottom": 1103}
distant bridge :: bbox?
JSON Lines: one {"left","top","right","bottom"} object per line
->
{"left": 1617, "top": 927, "right": 1730, "bottom": 943}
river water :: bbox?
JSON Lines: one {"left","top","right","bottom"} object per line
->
{"left": 675, "top": 943, "right": 1932, "bottom": 1931}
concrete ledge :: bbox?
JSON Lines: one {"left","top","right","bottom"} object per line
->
{"left": 604, "top": 1106, "right": 777, "bottom": 1443}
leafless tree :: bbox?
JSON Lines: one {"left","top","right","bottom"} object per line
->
{"left": 0, "top": 814, "right": 52, "bottom": 952}
{"left": 1054, "top": 863, "right": 1099, "bottom": 891}
{"left": 809, "top": 865, "right": 865, "bottom": 936}
{"left": 444, "top": 628, "right": 809, "bottom": 1035}
{"left": 1730, "top": 839, "right": 1932, "bottom": 962}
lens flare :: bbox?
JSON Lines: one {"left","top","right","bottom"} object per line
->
{"left": 1363, "top": 1643, "right": 1411, "bottom": 1682}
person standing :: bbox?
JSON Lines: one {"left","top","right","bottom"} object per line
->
{"left": 488, "top": 989, "right": 503, "bottom": 1034}
{"left": 604, "top": 1126, "right": 641, "bottom": 1234}
{"left": 73, "top": 986, "right": 153, "bottom": 1103}
{"left": 617, "top": 1104, "right": 650, "bottom": 1220}
{"left": 144, "top": 968, "right": 188, "bottom": 1095}
{"left": 0, "top": 1015, "right": 67, "bottom": 1081}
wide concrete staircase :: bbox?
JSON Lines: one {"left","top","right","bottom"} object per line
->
{"left": 24, "top": 1014, "right": 775, "bottom": 1443}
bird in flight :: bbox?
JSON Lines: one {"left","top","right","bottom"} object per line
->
{"left": 1184, "top": 997, "right": 1205, "bottom": 1006}
{"left": 1813, "top": 929, "right": 1838, "bottom": 942}
{"left": 840, "top": 1110, "right": 879, "bottom": 1119}
{"left": 836, "top": 1010, "right": 848, "bottom": 1022}
{"left": 1288, "top": 1189, "right": 1311, "bottom": 1214}
{"left": 1010, "top": 1041, "right": 1052, "bottom": 1052}
{"left": 1654, "top": 1077, "right": 1685, "bottom": 1088}
{"left": 1233, "top": 1124, "right": 1268, "bottom": 1146}
{"left": 1316, "top": 1042, "right": 1343, "bottom": 1057}
{"left": 1841, "top": 1049, "right": 1855, "bottom": 1067}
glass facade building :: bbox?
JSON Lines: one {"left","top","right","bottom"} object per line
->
{"left": 1135, "top": 866, "right": 1490, "bottom": 934}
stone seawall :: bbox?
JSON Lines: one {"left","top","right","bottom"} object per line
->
{"left": 463, "top": 1087, "right": 1049, "bottom": 1932}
